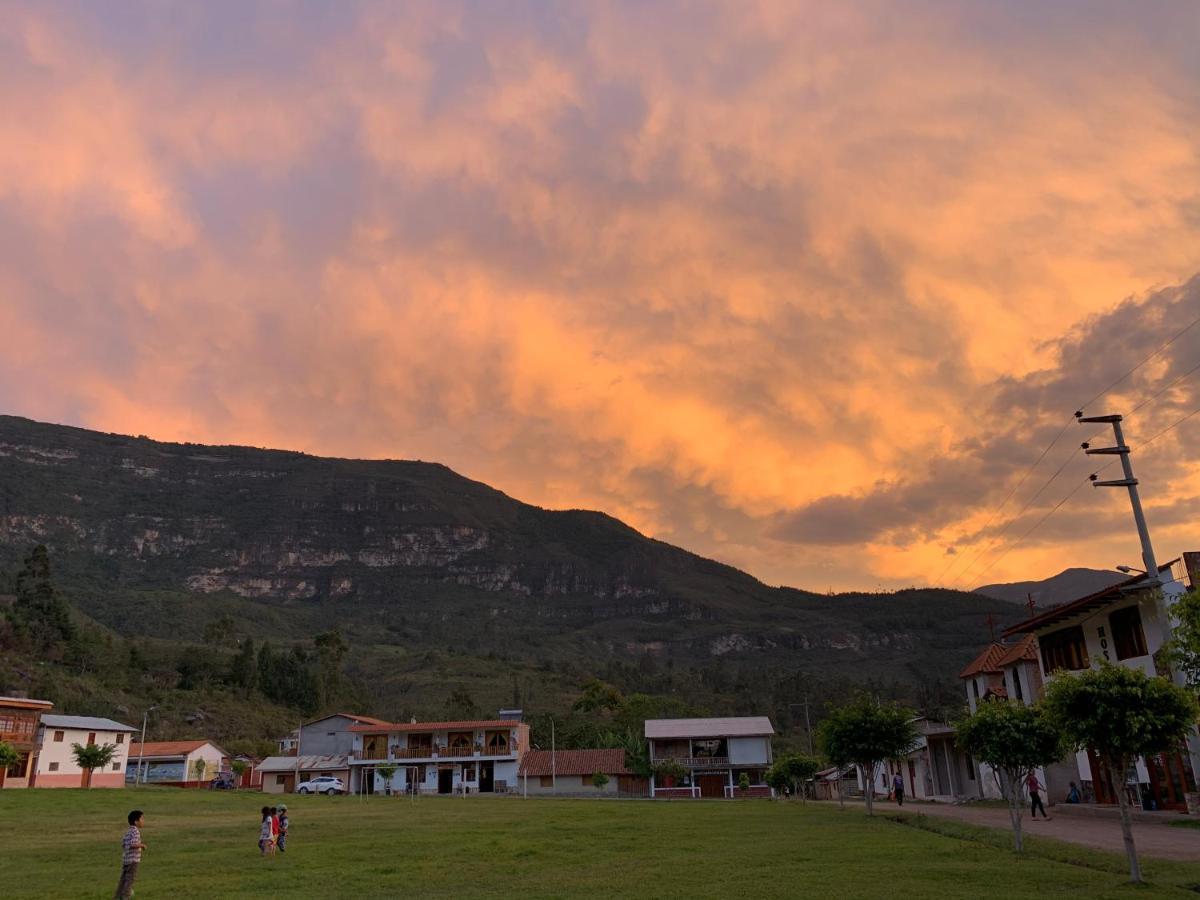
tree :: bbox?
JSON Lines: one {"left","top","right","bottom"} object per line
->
{"left": 230, "top": 759, "right": 248, "bottom": 787}
{"left": 651, "top": 758, "right": 687, "bottom": 790}
{"left": 819, "top": 697, "right": 917, "bottom": 816}
{"left": 444, "top": 687, "right": 479, "bottom": 720}
{"left": 314, "top": 629, "right": 350, "bottom": 702}
{"left": 767, "top": 753, "right": 822, "bottom": 802}
{"left": 9, "top": 545, "right": 74, "bottom": 654}
{"left": 738, "top": 772, "right": 751, "bottom": 792}
{"left": 0, "top": 741, "right": 19, "bottom": 789}
{"left": 956, "top": 700, "right": 1065, "bottom": 852}
{"left": 202, "top": 613, "right": 236, "bottom": 648}
{"left": 191, "top": 757, "right": 208, "bottom": 786}
{"left": 572, "top": 679, "right": 624, "bottom": 714}
{"left": 229, "top": 638, "right": 257, "bottom": 689}
{"left": 71, "top": 742, "right": 117, "bottom": 789}
{"left": 1167, "top": 588, "right": 1200, "bottom": 688}
{"left": 375, "top": 764, "right": 398, "bottom": 796}
{"left": 591, "top": 771, "right": 610, "bottom": 791}
{"left": 1043, "top": 663, "right": 1199, "bottom": 883}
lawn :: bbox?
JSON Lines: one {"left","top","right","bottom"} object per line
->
{"left": 2, "top": 789, "right": 1198, "bottom": 899}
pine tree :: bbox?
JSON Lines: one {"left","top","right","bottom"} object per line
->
{"left": 230, "top": 638, "right": 257, "bottom": 689}
{"left": 9, "top": 545, "right": 74, "bottom": 653}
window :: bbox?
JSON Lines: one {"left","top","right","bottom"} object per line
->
{"left": 1012, "top": 669, "right": 1024, "bottom": 702}
{"left": 1040, "top": 626, "right": 1089, "bottom": 672}
{"left": 49, "top": 761, "right": 59, "bottom": 772}
{"left": 540, "top": 776, "right": 553, "bottom": 787}
{"left": 87, "top": 732, "right": 96, "bottom": 746}
{"left": 485, "top": 731, "right": 509, "bottom": 754}
{"left": 972, "top": 680, "right": 980, "bottom": 700}
{"left": 1110, "top": 606, "right": 1148, "bottom": 660}
{"left": 276, "top": 775, "right": 287, "bottom": 785}
{"left": 53, "top": 730, "right": 64, "bottom": 743}
{"left": 116, "top": 733, "right": 125, "bottom": 745}
{"left": 112, "top": 762, "right": 121, "bottom": 771}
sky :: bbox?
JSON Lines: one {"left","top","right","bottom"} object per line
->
{"left": 2, "top": 1, "right": 1199, "bottom": 592}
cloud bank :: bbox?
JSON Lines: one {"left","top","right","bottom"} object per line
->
{"left": 1, "top": 1, "right": 1198, "bottom": 590}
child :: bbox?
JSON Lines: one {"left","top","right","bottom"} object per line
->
{"left": 115, "top": 809, "right": 146, "bottom": 899}
{"left": 276, "top": 804, "right": 289, "bottom": 853}
{"left": 259, "top": 806, "right": 275, "bottom": 856}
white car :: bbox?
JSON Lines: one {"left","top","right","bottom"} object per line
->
{"left": 296, "top": 775, "right": 345, "bottom": 795}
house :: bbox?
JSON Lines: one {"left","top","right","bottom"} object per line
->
{"left": 278, "top": 713, "right": 392, "bottom": 757}
{"left": 813, "top": 765, "right": 857, "bottom": 801}
{"left": 257, "top": 754, "right": 351, "bottom": 794}
{"left": 347, "top": 717, "right": 531, "bottom": 795}
{"left": 231, "top": 755, "right": 263, "bottom": 789}
{"left": 35, "top": 715, "right": 137, "bottom": 788}
{"left": 517, "top": 749, "right": 644, "bottom": 796}
{"left": 646, "top": 716, "right": 774, "bottom": 798}
{"left": 1003, "top": 557, "right": 1200, "bottom": 810}
{"left": 126, "top": 740, "right": 227, "bottom": 787}
{"left": 960, "top": 643, "right": 1009, "bottom": 712}
{"left": 0, "top": 695, "right": 53, "bottom": 789}
{"left": 857, "top": 718, "right": 987, "bottom": 803}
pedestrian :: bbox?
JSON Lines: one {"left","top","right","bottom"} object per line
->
{"left": 259, "top": 806, "right": 275, "bottom": 856}
{"left": 1066, "top": 781, "right": 1081, "bottom": 804}
{"left": 276, "top": 804, "right": 289, "bottom": 854}
{"left": 115, "top": 809, "right": 145, "bottom": 899}
{"left": 1026, "top": 772, "right": 1049, "bottom": 819}
{"left": 892, "top": 772, "right": 905, "bottom": 806}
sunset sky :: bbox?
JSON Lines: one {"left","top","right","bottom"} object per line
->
{"left": 2, "top": 1, "right": 1199, "bottom": 592}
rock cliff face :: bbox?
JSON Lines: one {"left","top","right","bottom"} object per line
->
{"left": 0, "top": 416, "right": 1015, "bottom": 674}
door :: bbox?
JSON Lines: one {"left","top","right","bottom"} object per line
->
{"left": 1146, "top": 750, "right": 1195, "bottom": 811}
{"left": 478, "top": 761, "right": 494, "bottom": 793}
{"left": 1087, "top": 749, "right": 1117, "bottom": 804}
{"left": 907, "top": 761, "right": 916, "bottom": 798}
{"left": 697, "top": 773, "right": 726, "bottom": 798}
{"left": 438, "top": 768, "right": 454, "bottom": 794}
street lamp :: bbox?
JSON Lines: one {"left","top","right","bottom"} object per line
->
{"left": 136, "top": 706, "right": 157, "bottom": 785}
{"left": 1115, "top": 565, "right": 1147, "bottom": 575}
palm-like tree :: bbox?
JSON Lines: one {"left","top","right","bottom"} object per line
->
{"left": 72, "top": 742, "right": 117, "bottom": 788}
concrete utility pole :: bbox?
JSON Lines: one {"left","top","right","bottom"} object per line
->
{"left": 136, "top": 706, "right": 156, "bottom": 785}
{"left": 1077, "top": 412, "right": 1160, "bottom": 584}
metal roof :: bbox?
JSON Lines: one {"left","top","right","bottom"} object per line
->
{"left": 40, "top": 714, "right": 136, "bottom": 732}
{"left": 257, "top": 754, "right": 351, "bottom": 773}
{"left": 348, "top": 719, "right": 526, "bottom": 733}
{"left": 645, "top": 716, "right": 775, "bottom": 739}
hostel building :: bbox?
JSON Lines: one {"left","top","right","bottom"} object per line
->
{"left": 0, "top": 695, "right": 53, "bottom": 789}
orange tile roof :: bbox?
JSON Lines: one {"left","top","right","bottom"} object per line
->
{"left": 995, "top": 634, "right": 1038, "bottom": 668}
{"left": 0, "top": 696, "right": 54, "bottom": 710}
{"left": 348, "top": 719, "right": 524, "bottom": 733}
{"left": 132, "top": 740, "right": 224, "bottom": 757}
{"left": 959, "top": 643, "right": 1008, "bottom": 678}
{"left": 518, "top": 749, "right": 629, "bottom": 778}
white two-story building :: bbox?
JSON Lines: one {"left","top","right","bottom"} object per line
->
{"left": 646, "top": 716, "right": 774, "bottom": 798}
{"left": 35, "top": 715, "right": 137, "bottom": 788}
{"left": 348, "top": 718, "right": 530, "bottom": 795}
{"left": 1003, "top": 557, "right": 1199, "bottom": 811}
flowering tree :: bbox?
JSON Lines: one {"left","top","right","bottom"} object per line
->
{"left": 819, "top": 698, "right": 917, "bottom": 816}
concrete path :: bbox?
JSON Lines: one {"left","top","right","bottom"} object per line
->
{"left": 884, "top": 800, "right": 1199, "bottom": 862}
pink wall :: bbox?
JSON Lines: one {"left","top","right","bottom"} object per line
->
{"left": 36, "top": 772, "right": 127, "bottom": 788}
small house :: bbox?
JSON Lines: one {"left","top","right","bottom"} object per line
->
{"left": 35, "top": 715, "right": 137, "bottom": 788}
{"left": 127, "top": 740, "right": 227, "bottom": 787}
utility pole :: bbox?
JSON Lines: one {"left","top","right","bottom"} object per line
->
{"left": 985, "top": 613, "right": 997, "bottom": 642}
{"left": 136, "top": 706, "right": 156, "bottom": 785}
{"left": 788, "top": 696, "right": 814, "bottom": 755}
{"left": 1077, "top": 412, "right": 1160, "bottom": 584}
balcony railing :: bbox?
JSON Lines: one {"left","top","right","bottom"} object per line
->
{"left": 353, "top": 746, "right": 515, "bottom": 762}
{"left": 653, "top": 756, "right": 731, "bottom": 769}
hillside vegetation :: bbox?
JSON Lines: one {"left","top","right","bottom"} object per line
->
{"left": 0, "top": 415, "right": 1021, "bottom": 745}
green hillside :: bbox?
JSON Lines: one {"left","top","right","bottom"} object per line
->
{"left": 0, "top": 415, "right": 1019, "bottom": 745}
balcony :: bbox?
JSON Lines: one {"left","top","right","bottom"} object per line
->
{"left": 654, "top": 756, "right": 731, "bottom": 769}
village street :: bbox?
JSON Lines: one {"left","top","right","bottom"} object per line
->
{"left": 879, "top": 801, "right": 1199, "bottom": 862}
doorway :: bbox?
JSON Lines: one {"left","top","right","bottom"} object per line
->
{"left": 1145, "top": 749, "right": 1197, "bottom": 811}
{"left": 438, "top": 768, "right": 454, "bottom": 794}
{"left": 697, "top": 773, "right": 726, "bottom": 798}
{"left": 478, "top": 761, "right": 494, "bottom": 793}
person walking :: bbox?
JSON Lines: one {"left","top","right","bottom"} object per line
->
{"left": 276, "top": 804, "right": 289, "bottom": 854}
{"left": 892, "top": 772, "right": 905, "bottom": 807}
{"left": 1026, "top": 772, "right": 1049, "bottom": 819}
{"left": 115, "top": 809, "right": 145, "bottom": 899}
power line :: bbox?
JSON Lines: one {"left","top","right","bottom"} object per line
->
{"left": 1076, "top": 309, "right": 1200, "bottom": 413}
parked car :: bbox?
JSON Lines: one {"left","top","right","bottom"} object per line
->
{"left": 297, "top": 775, "right": 345, "bottom": 795}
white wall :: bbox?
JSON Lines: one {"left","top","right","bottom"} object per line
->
{"left": 37, "top": 727, "right": 132, "bottom": 784}
{"left": 728, "top": 737, "right": 770, "bottom": 766}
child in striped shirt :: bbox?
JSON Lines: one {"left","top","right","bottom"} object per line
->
{"left": 115, "top": 810, "right": 145, "bottom": 899}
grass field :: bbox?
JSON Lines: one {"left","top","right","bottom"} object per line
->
{"left": 2, "top": 789, "right": 1199, "bottom": 899}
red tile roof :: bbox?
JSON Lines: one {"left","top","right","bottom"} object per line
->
{"left": 518, "top": 749, "right": 629, "bottom": 778}
{"left": 348, "top": 719, "right": 525, "bottom": 733}
{"left": 995, "top": 634, "right": 1038, "bottom": 667}
{"left": 959, "top": 643, "right": 1008, "bottom": 678}
{"left": 132, "top": 740, "right": 225, "bottom": 757}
